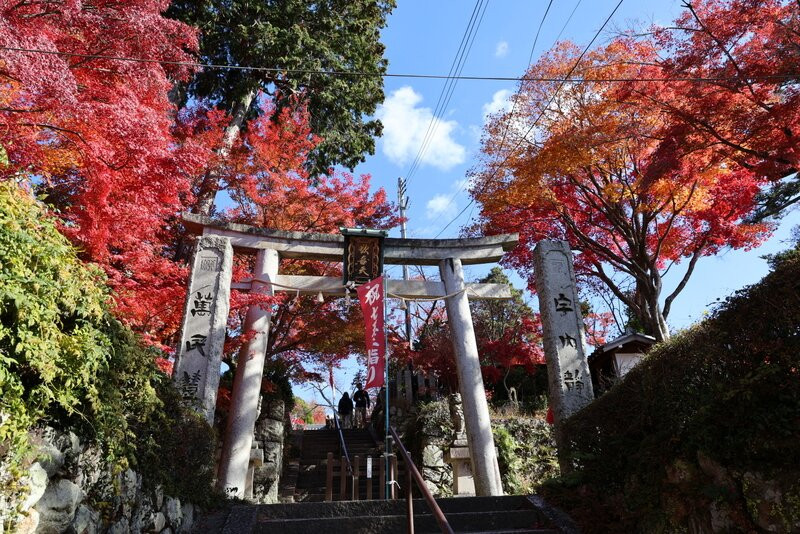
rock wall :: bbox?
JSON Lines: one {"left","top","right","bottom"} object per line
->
{"left": 250, "top": 397, "right": 285, "bottom": 504}
{"left": 8, "top": 427, "right": 197, "bottom": 534}
{"left": 405, "top": 399, "right": 454, "bottom": 498}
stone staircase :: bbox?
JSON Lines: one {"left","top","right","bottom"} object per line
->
{"left": 208, "top": 495, "right": 575, "bottom": 533}
{"left": 293, "top": 428, "right": 382, "bottom": 502}
{"left": 194, "top": 428, "right": 578, "bottom": 533}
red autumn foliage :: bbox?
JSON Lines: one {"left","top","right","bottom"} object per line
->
{"left": 391, "top": 303, "right": 545, "bottom": 393}
{"left": 0, "top": 0, "right": 203, "bottom": 348}
{"left": 0, "top": 0, "right": 400, "bottom": 385}
{"left": 190, "top": 96, "right": 402, "bottom": 382}
{"left": 472, "top": 37, "right": 771, "bottom": 340}
{"left": 643, "top": 0, "right": 800, "bottom": 185}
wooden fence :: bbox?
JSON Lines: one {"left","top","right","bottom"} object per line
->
{"left": 325, "top": 452, "right": 399, "bottom": 501}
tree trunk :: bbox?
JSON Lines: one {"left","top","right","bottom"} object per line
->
{"left": 173, "top": 91, "right": 256, "bottom": 263}
{"left": 193, "top": 90, "right": 256, "bottom": 216}
{"left": 633, "top": 280, "right": 670, "bottom": 342}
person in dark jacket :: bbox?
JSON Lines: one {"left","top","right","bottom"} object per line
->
{"left": 338, "top": 392, "right": 354, "bottom": 429}
{"left": 352, "top": 383, "right": 371, "bottom": 429}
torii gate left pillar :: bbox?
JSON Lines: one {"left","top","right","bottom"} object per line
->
{"left": 217, "top": 248, "right": 278, "bottom": 497}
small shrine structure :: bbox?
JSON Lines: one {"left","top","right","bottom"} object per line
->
{"left": 588, "top": 331, "right": 656, "bottom": 395}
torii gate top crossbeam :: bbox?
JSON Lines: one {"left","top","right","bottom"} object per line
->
{"left": 182, "top": 213, "right": 518, "bottom": 266}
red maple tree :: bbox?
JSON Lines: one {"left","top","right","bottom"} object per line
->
{"left": 0, "top": 2, "right": 401, "bottom": 387}
{"left": 472, "top": 39, "right": 770, "bottom": 340}
{"left": 0, "top": 0, "right": 204, "bottom": 348}
{"left": 637, "top": 0, "right": 800, "bottom": 219}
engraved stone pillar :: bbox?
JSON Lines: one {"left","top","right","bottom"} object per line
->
{"left": 173, "top": 235, "right": 234, "bottom": 425}
{"left": 217, "top": 248, "right": 279, "bottom": 499}
{"left": 403, "top": 368, "right": 414, "bottom": 404}
{"left": 440, "top": 258, "right": 504, "bottom": 496}
{"left": 533, "top": 240, "right": 594, "bottom": 470}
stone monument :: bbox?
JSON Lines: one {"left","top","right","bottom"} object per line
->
{"left": 533, "top": 240, "right": 595, "bottom": 471}
{"left": 173, "top": 235, "right": 234, "bottom": 424}
{"left": 445, "top": 393, "right": 475, "bottom": 496}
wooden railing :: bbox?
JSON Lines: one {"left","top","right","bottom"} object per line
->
{"left": 325, "top": 452, "right": 398, "bottom": 501}
{"left": 390, "top": 426, "right": 454, "bottom": 534}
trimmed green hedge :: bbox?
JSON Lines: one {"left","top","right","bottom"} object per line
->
{"left": 546, "top": 248, "right": 800, "bottom": 532}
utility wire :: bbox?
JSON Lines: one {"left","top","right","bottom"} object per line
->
{"left": 434, "top": 0, "right": 628, "bottom": 238}
{"left": 427, "top": 0, "right": 555, "bottom": 231}
{"left": 405, "top": 0, "right": 489, "bottom": 185}
{"left": 1, "top": 46, "right": 794, "bottom": 84}
{"left": 403, "top": 0, "right": 483, "bottom": 184}
{"left": 554, "top": 0, "right": 584, "bottom": 45}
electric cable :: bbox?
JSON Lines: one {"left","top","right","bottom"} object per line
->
{"left": 405, "top": 0, "right": 489, "bottom": 185}
{"left": 434, "top": 0, "right": 628, "bottom": 238}
{"left": 427, "top": 0, "right": 556, "bottom": 231}
{"left": 0, "top": 45, "right": 793, "bottom": 83}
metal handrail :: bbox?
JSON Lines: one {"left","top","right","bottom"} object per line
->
{"left": 389, "top": 426, "right": 454, "bottom": 534}
{"left": 333, "top": 411, "right": 352, "bottom": 475}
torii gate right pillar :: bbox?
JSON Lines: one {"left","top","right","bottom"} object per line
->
{"left": 440, "top": 257, "right": 504, "bottom": 496}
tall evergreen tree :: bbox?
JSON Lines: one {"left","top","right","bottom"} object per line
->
{"left": 167, "top": 0, "right": 396, "bottom": 213}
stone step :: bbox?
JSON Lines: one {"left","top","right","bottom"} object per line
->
{"left": 251, "top": 510, "right": 554, "bottom": 534}
{"left": 215, "top": 495, "right": 574, "bottom": 534}
{"left": 255, "top": 496, "right": 539, "bottom": 518}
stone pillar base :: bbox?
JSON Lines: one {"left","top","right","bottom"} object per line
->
{"left": 445, "top": 444, "right": 475, "bottom": 496}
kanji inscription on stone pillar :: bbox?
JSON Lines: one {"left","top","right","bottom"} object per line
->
{"left": 173, "top": 235, "right": 234, "bottom": 424}
{"left": 533, "top": 240, "right": 594, "bottom": 427}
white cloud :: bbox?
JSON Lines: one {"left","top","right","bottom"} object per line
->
{"left": 495, "top": 41, "right": 509, "bottom": 58}
{"left": 376, "top": 86, "right": 466, "bottom": 171}
{"left": 482, "top": 89, "right": 513, "bottom": 122}
{"left": 426, "top": 194, "right": 457, "bottom": 220}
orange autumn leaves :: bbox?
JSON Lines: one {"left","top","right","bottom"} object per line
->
{"left": 472, "top": 34, "right": 773, "bottom": 339}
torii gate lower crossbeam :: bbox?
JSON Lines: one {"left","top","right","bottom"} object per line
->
{"left": 174, "top": 214, "right": 519, "bottom": 500}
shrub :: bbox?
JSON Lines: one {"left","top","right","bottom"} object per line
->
{"left": 0, "top": 181, "right": 217, "bottom": 517}
{"left": 492, "top": 417, "right": 559, "bottom": 494}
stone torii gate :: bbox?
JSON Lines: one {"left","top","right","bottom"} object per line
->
{"left": 173, "top": 213, "right": 519, "bottom": 499}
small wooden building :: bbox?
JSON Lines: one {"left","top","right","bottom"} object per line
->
{"left": 588, "top": 332, "right": 656, "bottom": 395}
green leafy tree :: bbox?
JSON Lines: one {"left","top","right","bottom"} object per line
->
{"left": 471, "top": 267, "right": 534, "bottom": 342}
{"left": 167, "top": 0, "right": 396, "bottom": 213}
{"left": 0, "top": 182, "right": 215, "bottom": 522}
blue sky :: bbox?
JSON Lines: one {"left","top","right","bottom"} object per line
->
{"left": 295, "top": 0, "right": 800, "bottom": 404}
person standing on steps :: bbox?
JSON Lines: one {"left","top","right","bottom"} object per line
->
{"left": 353, "top": 382, "right": 371, "bottom": 429}
{"left": 338, "top": 392, "right": 354, "bottom": 429}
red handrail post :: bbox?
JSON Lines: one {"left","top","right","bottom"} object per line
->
{"left": 389, "top": 426, "right": 454, "bottom": 534}
{"left": 406, "top": 464, "right": 414, "bottom": 534}
{"left": 391, "top": 454, "right": 398, "bottom": 499}
{"left": 367, "top": 456, "right": 373, "bottom": 500}
{"left": 340, "top": 455, "right": 347, "bottom": 500}
{"left": 353, "top": 455, "right": 360, "bottom": 501}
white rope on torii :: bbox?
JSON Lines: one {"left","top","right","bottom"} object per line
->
{"left": 246, "top": 275, "right": 481, "bottom": 303}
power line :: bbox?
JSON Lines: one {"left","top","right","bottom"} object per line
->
{"left": 427, "top": 0, "right": 556, "bottom": 232}
{"left": 1, "top": 46, "right": 795, "bottom": 84}
{"left": 404, "top": 0, "right": 483, "bottom": 184}
{"left": 404, "top": 0, "right": 489, "bottom": 185}
{"left": 554, "top": 0, "right": 584, "bottom": 45}
{"left": 434, "top": 0, "right": 628, "bottom": 238}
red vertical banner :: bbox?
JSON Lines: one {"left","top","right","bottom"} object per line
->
{"left": 357, "top": 276, "right": 385, "bottom": 389}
